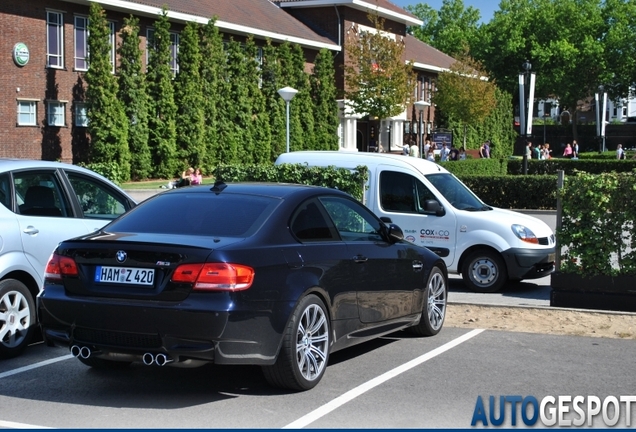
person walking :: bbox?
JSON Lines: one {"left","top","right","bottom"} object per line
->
{"left": 409, "top": 141, "right": 419, "bottom": 158}
{"left": 617, "top": 143, "right": 625, "bottom": 160}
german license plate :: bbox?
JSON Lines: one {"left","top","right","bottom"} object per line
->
{"left": 95, "top": 266, "right": 155, "bottom": 286}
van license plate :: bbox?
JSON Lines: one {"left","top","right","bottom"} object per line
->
{"left": 95, "top": 266, "right": 155, "bottom": 286}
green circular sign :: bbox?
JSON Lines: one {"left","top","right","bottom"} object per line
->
{"left": 13, "top": 43, "right": 30, "bottom": 67}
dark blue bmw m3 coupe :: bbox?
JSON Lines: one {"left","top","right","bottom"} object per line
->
{"left": 38, "top": 182, "right": 447, "bottom": 390}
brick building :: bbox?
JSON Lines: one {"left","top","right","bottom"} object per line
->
{"left": 1, "top": 0, "right": 456, "bottom": 162}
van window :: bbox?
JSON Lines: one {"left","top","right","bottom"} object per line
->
{"left": 425, "top": 173, "right": 489, "bottom": 211}
{"left": 380, "top": 171, "right": 439, "bottom": 214}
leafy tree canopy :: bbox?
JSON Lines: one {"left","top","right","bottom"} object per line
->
{"left": 406, "top": 0, "right": 481, "bottom": 58}
{"left": 344, "top": 14, "right": 416, "bottom": 120}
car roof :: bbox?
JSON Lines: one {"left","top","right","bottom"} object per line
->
{"left": 275, "top": 151, "right": 450, "bottom": 175}
{"left": 0, "top": 158, "right": 101, "bottom": 175}
{"left": 164, "top": 182, "right": 349, "bottom": 199}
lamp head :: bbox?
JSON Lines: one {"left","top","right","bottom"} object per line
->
{"left": 277, "top": 86, "right": 298, "bottom": 102}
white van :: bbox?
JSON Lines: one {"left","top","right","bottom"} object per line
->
{"left": 275, "top": 151, "right": 556, "bottom": 292}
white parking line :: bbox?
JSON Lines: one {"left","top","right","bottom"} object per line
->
{"left": 284, "top": 328, "right": 485, "bottom": 429}
{"left": 0, "top": 420, "right": 52, "bottom": 429}
{"left": 0, "top": 354, "right": 73, "bottom": 380}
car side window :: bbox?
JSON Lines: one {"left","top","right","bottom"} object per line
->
{"left": 14, "top": 171, "right": 71, "bottom": 217}
{"left": 291, "top": 200, "right": 337, "bottom": 242}
{"left": 319, "top": 196, "right": 384, "bottom": 242}
{"left": 66, "top": 172, "right": 129, "bottom": 219}
{"left": 0, "top": 173, "right": 10, "bottom": 210}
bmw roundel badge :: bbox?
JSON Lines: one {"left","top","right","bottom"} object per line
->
{"left": 116, "top": 250, "right": 127, "bottom": 263}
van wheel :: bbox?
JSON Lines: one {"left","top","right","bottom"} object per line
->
{"left": 263, "top": 295, "right": 330, "bottom": 391}
{"left": 407, "top": 266, "right": 447, "bottom": 336}
{"left": 0, "top": 279, "right": 36, "bottom": 359}
{"left": 462, "top": 250, "right": 507, "bottom": 293}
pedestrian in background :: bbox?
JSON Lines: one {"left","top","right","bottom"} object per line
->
{"left": 409, "top": 141, "right": 419, "bottom": 158}
{"left": 617, "top": 144, "right": 625, "bottom": 160}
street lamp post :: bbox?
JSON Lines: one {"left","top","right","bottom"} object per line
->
{"left": 518, "top": 60, "right": 535, "bottom": 173}
{"left": 277, "top": 86, "right": 298, "bottom": 153}
{"left": 414, "top": 100, "right": 430, "bottom": 158}
{"left": 595, "top": 85, "right": 608, "bottom": 152}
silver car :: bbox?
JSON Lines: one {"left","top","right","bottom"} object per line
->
{"left": 0, "top": 159, "right": 136, "bottom": 358}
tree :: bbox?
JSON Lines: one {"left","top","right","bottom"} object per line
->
{"left": 244, "top": 37, "right": 272, "bottom": 164}
{"left": 85, "top": 2, "right": 130, "bottom": 180}
{"left": 146, "top": 7, "right": 178, "bottom": 178}
{"left": 174, "top": 21, "right": 205, "bottom": 169}
{"left": 291, "top": 43, "right": 316, "bottom": 150}
{"left": 261, "top": 40, "right": 287, "bottom": 160}
{"left": 344, "top": 14, "right": 416, "bottom": 151}
{"left": 117, "top": 15, "right": 151, "bottom": 181}
{"left": 311, "top": 48, "right": 340, "bottom": 151}
{"left": 433, "top": 53, "right": 497, "bottom": 149}
{"left": 473, "top": 0, "right": 607, "bottom": 140}
{"left": 199, "top": 17, "right": 225, "bottom": 170}
{"left": 277, "top": 42, "right": 304, "bottom": 153}
{"left": 406, "top": 0, "right": 481, "bottom": 58}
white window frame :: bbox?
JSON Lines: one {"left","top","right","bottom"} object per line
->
{"left": 146, "top": 28, "right": 179, "bottom": 75}
{"left": 74, "top": 15, "right": 88, "bottom": 71}
{"left": 74, "top": 102, "right": 88, "bottom": 127}
{"left": 109, "top": 21, "right": 116, "bottom": 73}
{"left": 169, "top": 32, "right": 179, "bottom": 75}
{"left": 47, "top": 101, "right": 66, "bottom": 127}
{"left": 47, "top": 10, "right": 64, "bottom": 68}
{"left": 17, "top": 100, "right": 38, "bottom": 126}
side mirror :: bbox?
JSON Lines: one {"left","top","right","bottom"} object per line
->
{"left": 386, "top": 223, "right": 404, "bottom": 243}
{"left": 424, "top": 199, "right": 445, "bottom": 216}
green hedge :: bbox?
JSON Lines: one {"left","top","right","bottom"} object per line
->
{"left": 439, "top": 158, "right": 507, "bottom": 176}
{"left": 214, "top": 163, "right": 369, "bottom": 202}
{"left": 459, "top": 175, "right": 557, "bottom": 210}
{"left": 506, "top": 158, "right": 636, "bottom": 175}
{"left": 558, "top": 172, "right": 636, "bottom": 277}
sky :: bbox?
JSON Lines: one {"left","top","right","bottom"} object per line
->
{"left": 389, "top": 0, "right": 499, "bottom": 23}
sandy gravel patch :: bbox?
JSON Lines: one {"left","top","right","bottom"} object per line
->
{"left": 445, "top": 304, "right": 636, "bottom": 339}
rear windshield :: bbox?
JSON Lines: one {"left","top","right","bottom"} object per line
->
{"left": 107, "top": 192, "right": 280, "bottom": 237}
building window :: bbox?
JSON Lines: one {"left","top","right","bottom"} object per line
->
{"left": 169, "top": 32, "right": 179, "bottom": 75}
{"left": 47, "top": 11, "right": 64, "bottom": 68}
{"left": 47, "top": 101, "right": 66, "bottom": 127}
{"left": 147, "top": 28, "right": 179, "bottom": 75}
{"left": 74, "top": 15, "right": 88, "bottom": 71}
{"left": 109, "top": 21, "right": 116, "bottom": 73}
{"left": 74, "top": 102, "right": 88, "bottom": 127}
{"left": 17, "top": 100, "right": 38, "bottom": 126}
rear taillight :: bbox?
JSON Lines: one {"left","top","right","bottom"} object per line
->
{"left": 171, "top": 263, "right": 254, "bottom": 292}
{"left": 44, "top": 253, "right": 79, "bottom": 282}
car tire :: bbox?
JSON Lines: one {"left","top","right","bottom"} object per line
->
{"left": 0, "top": 279, "right": 36, "bottom": 359}
{"left": 407, "top": 265, "right": 447, "bottom": 336}
{"left": 262, "top": 294, "right": 330, "bottom": 391}
{"left": 78, "top": 356, "right": 132, "bottom": 369}
{"left": 462, "top": 249, "right": 507, "bottom": 293}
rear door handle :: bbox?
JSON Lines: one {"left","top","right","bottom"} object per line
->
{"left": 412, "top": 261, "right": 423, "bottom": 271}
{"left": 23, "top": 226, "right": 39, "bottom": 235}
{"left": 353, "top": 255, "right": 368, "bottom": 263}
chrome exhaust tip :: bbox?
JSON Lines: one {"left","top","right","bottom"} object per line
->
{"left": 70, "top": 345, "right": 81, "bottom": 358}
{"left": 79, "top": 346, "right": 91, "bottom": 359}
{"left": 142, "top": 352, "right": 155, "bottom": 366}
{"left": 154, "top": 353, "right": 173, "bottom": 366}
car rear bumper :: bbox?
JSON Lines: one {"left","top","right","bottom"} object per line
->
{"left": 501, "top": 246, "right": 556, "bottom": 280}
{"left": 38, "top": 285, "right": 289, "bottom": 366}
